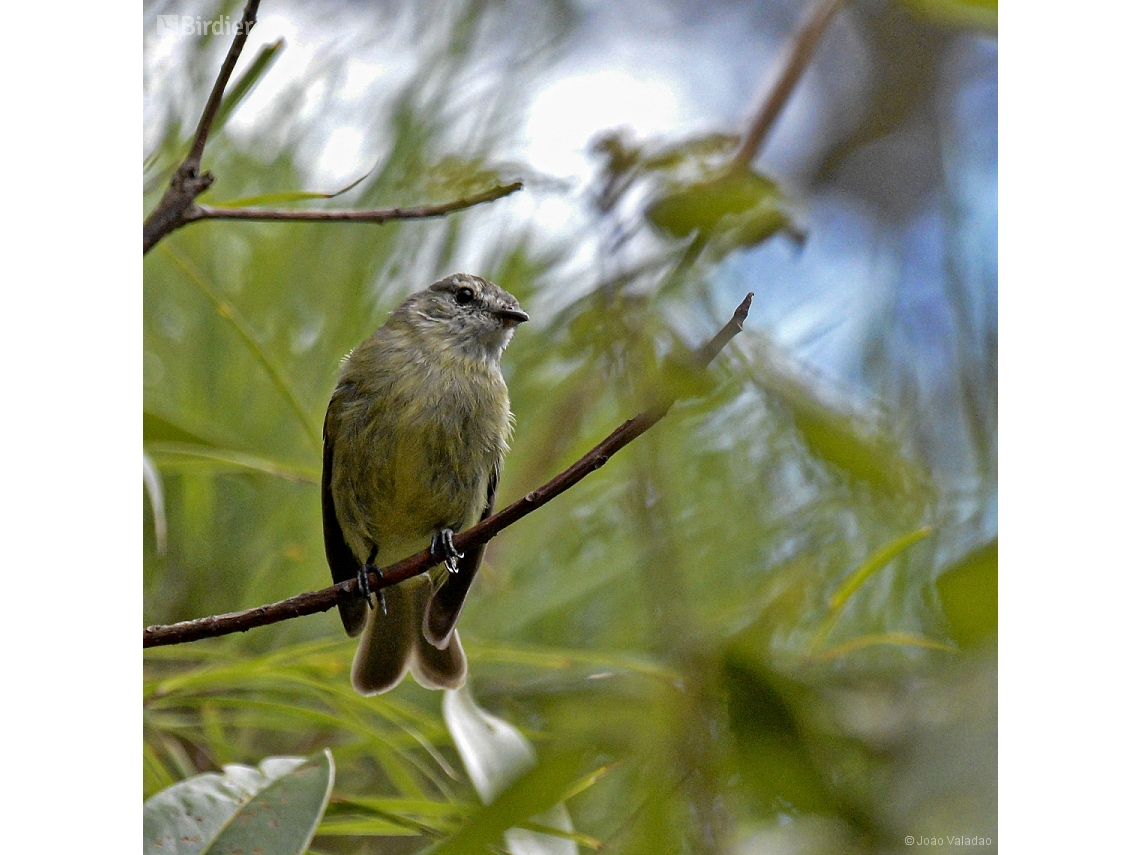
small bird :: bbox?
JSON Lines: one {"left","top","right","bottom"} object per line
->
{"left": 322, "top": 274, "right": 527, "bottom": 694}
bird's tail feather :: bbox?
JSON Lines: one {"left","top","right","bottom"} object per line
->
{"left": 410, "top": 578, "right": 467, "bottom": 689}
{"left": 351, "top": 577, "right": 468, "bottom": 693}
{"left": 410, "top": 629, "right": 467, "bottom": 689}
{"left": 351, "top": 580, "right": 417, "bottom": 695}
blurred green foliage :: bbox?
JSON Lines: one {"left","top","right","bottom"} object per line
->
{"left": 936, "top": 539, "right": 998, "bottom": 648}
{"left": 144, "top": 1, "right": 997, "bottom": 852}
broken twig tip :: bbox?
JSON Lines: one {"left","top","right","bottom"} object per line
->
{"left": 734, "top": 292, "right": 754, "bottom": 322}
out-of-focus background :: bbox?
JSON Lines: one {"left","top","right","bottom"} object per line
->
{"left": 143, "top": 0, "right": 997, "bottom": 852}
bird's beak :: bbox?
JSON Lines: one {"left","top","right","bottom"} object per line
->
{"left": 495, "top": 307, "right": 530, "bottom": 327}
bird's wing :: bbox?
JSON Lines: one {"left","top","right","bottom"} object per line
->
{"left": 422, "top": 461, "right": 499, "bottom": 649}
{"left": 322, "top": 394, "right": 367, "bottom": 637}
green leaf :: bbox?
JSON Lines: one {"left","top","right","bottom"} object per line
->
{"left": 937, "top": 539, "right": 998, "bottom": 648}
{"left": 144, "top": 410, "right": 217, "bottom": 447}
{"left": 143, "top": 751, "right": 333, "bottom": 855}
{"left": 146, "top": 441, "right": 319, "bottom": 483}
{"left": 558, "top": 760, "right": 622, "bottom": 803}
{"left": 422, "top": 749, "right": 584, "bottom": 855}
{"left": 143, "top": 739, "right": 177, "bottom": 800}
{"left": 213, "top": 39, "right": 285, "bottom": 135}
{"left": 469, "top": 642, "right": 675, "bottom": 680}
{"left": 708, "top": 200, "right": 792, "bottom": 251}
{"left": 320, "top": 796, "right": 467, "bottom": 838}
{"left": 158, "top": 243, "right": 322, "bottom": 453}
{"left": 812, "top": 527, "right": 932, "bottom": 650}
{"left": 422, "top": 155, "right": 521, "bottom": 199}
{"left": 204, "top": 750, "right": 334, "bottom": 855}
{"left": 144, "top": 640, "right": 460, "bottom": 800}
{"left": 719, "top": 653, "right": 841, "bottom": 817}
{"left": 829, "top": 527, "right": 933, "bottom": 612}
{"left": 645, "top": 168, "right": 785, "bottom": 240}
{"left": 210, "top": 165, "right": 377, "bottom": 209}
{"left": 640, "top": 132, "right": 740, "bottom": 172}
{"left": 210, "top": 189, "right": 347, "bottom": 208}
{"left": 788, "top": 398, "right": 919, "bottom": 494}
{"left": 901, "top": 0, "right": 998, "bottom": 32}
{"left": 741, "top": 332, "right": 930, "bottom": 495}
{"left": 517, "top": 820, "right": 603, "bottom": 850}
{"left": 811, "top": 631, "right": 954, "bottom": 661}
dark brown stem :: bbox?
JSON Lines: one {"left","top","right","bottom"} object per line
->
{"left": 185, "top": 182, "right": 523, "bottom": 225}
{"left": 730, "top": 0, "right": 846, "bottom": 172}
{"left": 143, "top": 293, "right": 754, "bottom": 648}
{"left": 142, "top": 2, "right": 520, "bottom": 254}
{"left": 186, "top": 4, "right": 259, "bottom": 168}
{"left": 143, "top": 0, "right": 261, "bottom": 254}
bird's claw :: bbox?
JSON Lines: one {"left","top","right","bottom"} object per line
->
{"left": 357, "top": 563, "right": 385, "bottom": 612}
{"left": 431, "top": 528, "right": 465, "bottom": 574}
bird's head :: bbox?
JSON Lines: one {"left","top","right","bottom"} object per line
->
{"left": 396, "top": 273, "right": 528, "bottom": 364}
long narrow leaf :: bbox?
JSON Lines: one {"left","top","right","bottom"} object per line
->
{"left": 146, "top": 441, "right": 319, "bottom": 483}
{"left": 210, "top": 166, "right": 376, "bottom": 208}
{"left": 213, "top": 39, "right": 284, "bottom": 135}
{"left": 159, "top": 243, "right": 322, "bottom": 452}
{"left": 811, "top": 527, "right": 932, "bottom": 650}
{"left": 423, "top": 751, "right": 584, "bottom": 855}
{"left": 829, "top": 527, "right": 932, "bottom": 611}
{"left": 810, "top": 631, "right": 955, "bottom": 661}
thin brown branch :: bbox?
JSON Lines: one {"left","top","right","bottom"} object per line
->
{"left": 730, "top": 0, "right": 846, "bottom": 172}
{"left": 141, "top": 0, "right": 521, "bottom": 253}
{"left": 185, "top": 181, "right": 524, "bottom": 225}
{"left": 143, "top": 293, "right": 754, "bottom": 648}
{"left": 185, "top": 3, "right": 260, "bottom": 169}
{"left": 143, "top": 0, "right": 261, "bottom": 254}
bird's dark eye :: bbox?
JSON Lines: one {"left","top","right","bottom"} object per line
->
{"left": 455, "top": 287, "right": 475, "bottom": 305}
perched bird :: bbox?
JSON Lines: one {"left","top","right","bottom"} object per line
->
{"left": 322, "top": 274, "right": 527, "bottom": 694}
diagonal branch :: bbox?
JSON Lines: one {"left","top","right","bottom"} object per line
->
{"left": 143, "top": 0, "right": 261, "bottom": 254}
{"left": 142, "top": 0, "right": 522, "bottom": 254}
{"left": 730, "top": 0, "right": 846, "bottom": 172}
{"left": 185, "top": 5, "right": 259, "bottom": 168}
{"left": 143, "top": 293, "right": 753, "bottom": 648}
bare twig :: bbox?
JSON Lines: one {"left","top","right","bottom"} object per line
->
{"left": 143, "top": 293, "right": 754, "bottom": 648}
{"left": 730, "top": 0, "right": 846, "bottom": 172}
{"left": 143, "top": 0, "right": 261, "bottom": 253}
{"left": 185, "top": 7, "right": 258, "bottom": 168}
{"left": 185, "top": 181, "right": 523, "bottom": 225}
{"left": 142, "top": 0, "right": 521, "bottom": 253}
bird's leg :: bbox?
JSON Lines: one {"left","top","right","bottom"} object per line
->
{"left": 358, "top": 544, "right": 387, "bottom": 614}
{"left": 430, "top": 528, "right": 465, "bottom": 574}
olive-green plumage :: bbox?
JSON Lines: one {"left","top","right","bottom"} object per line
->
{"left": 322, "top": 274, "right": 527, "bottom": 694}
